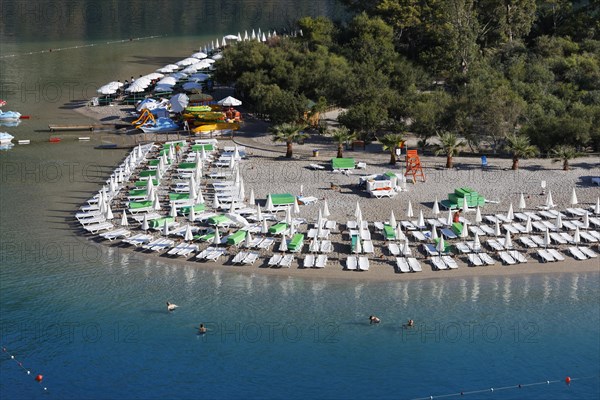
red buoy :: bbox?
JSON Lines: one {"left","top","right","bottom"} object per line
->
{"left": 35, "top": 374, "right": 43, "bottom": 382}
{"left": 565, "top": 376, "right": 571, "bottom": 384}
{"left": 20, "top": 115, "right": 30, "bottom": 119}
{"left": 49, "top": 137, "right": 61, "bottom": 143}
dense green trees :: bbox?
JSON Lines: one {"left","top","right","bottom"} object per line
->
{"left": 215, "top": 1, "right": 600, "bottom": 161}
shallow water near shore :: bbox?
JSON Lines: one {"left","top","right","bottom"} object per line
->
{"left": 1, "top": 1, "right": 599, "bottom": 398}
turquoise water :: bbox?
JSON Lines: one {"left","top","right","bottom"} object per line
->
{"left": 1, "top": 1, "right": 599, "bottom": 399}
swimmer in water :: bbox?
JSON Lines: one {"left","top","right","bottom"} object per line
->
{"left": 369, "top": 315, "right": 381, "bottom": 324}
{"left": 198, "top": 324, "right": 207, "bottom": 334}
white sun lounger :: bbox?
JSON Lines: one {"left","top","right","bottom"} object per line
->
{"left": 242, "top": 252, "right": 260, "bottom": 265}
{"left": 542, "top": 221, "right": 558, "bottom": 231}
{"left": 84, "top": 222, "right": 114, "bottom": 234}
{"left": 537, "top": 249, "right": 556, "bottom": 262}
{"left": 362, "top": 240, "right": 375, "bottom": 254}
{"left": 561, "top": 220, "right": 578, "bottom": 231}
{"left": 231, "top": 252, "right": 248, "bottom": 264}
{"left": 547, "top": 248, "right": 565, "bottom": 261}
{"left": 589, "top": 218, "right": 600, "bottom": 227}
{"left": 320, "top": 240, "right": 333, "bottom": 253}
{"left": 401, "top": 258, "right": 419, "bottom": 272}
{"left": 579, "top": 231, "right": 598, "bottom": 243}
{"left": 205, "top": 248, "right": 226, "bottom": 262}
{"left": 530, "top": 235, "right": 546, "bottom": 247}
{"left": 469, "top": 226, "right": 486, "bottom": 236}
{"left": 498, "top": 251, "right": 517, "bottom": 265}
{"left": 279, "top": 254, "right": 294, "bottom": 268}
{"left": 559, "top": 232, "right": 575, "bottom": 244}
{"left": 431, "top": 257, "right": 447, "bottom": 270}
{"left": 99, "top": 228, "right": 131, "bottom": 241}
{"left": 401, "top": 221, "right": 417, "bottom": 230}
{"left": 580, "top": 247, "right": 598, "bottom": 258}
{"left": 568, "top": 247, "right": 588, "bottom": 260}
{"left": 396, "top": 257, "right": 411, "bottom": 273}
{"left": 442, "top": 256, "right": 459, "bottom": 269}
{"left": 519, "top": 236, "right": 538, "bottom": 248}
{"left": 346, "top": 256, "right": 358, "bottom": 270}
{"left": 565, "top": 208, "right": 587, "bottom": 216}
{"left": 468, "top": 253, "right": 484, "bottom": 266}
{"left": 309, "top": 164, "right": 325, "bottom": 170}
{"left": 315, "top": 255, "right": 328, "bottom": 268}
{"left": 358, "top": 256, "right": 370, "bottom": 271}
{"left": 475, "top": 253, "right": 493, "bottom": 265}
{"left": 268, "top": 254, "right": 283, "bottom": 266}
{"left": 79, "top": 215, "right": 108, "bottom": 226}
{"left": 466, "top": 241, "right": 482, "bottom": 253}
{"left": 455, "top": 242, "right": 472, "bottom": 254}
{"left": 76, "top": 210, "right": 103, "bottom": 220}
{"left": 590, "top": 230, "right": 600, "bottom": 240}
{"left": 550, "top": 232, "right": 568, "bottom": 245}
{"left": 412, "top": 231, "right": 428, "bottom": 241}
{"left": 245, "top": 237, "right": 264, "bottom": 249}
{"left": 503, "top": 224, "right": 519, "bottom": 234}
{"left": 303, "top": 254, "right": 315, "bottom": 268}
{"left": 122, "top": 233, "right": 153, "bottom": 247}
{"left": 479, "top": 225, "right": 496, "bottom": 236}
{"left": 486, "top": 239, "right": 504, "bottom": 252}
{"left": 508, "top": 250, "right": 528, "bottom": 263}
{"left": 257, "top": 237, "right": 275, "bottom": 250}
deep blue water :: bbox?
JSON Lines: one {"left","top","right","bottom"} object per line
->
{"left": 1, "top": 1, "right": 599, "bottom": 399}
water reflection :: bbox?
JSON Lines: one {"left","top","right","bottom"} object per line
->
{"left": 502, "top": 277, "right": 512, "bottom": 305}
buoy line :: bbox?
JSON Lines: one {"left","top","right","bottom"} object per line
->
{"left": 0, "top": 34, "right": 165, "bottom": 59}
{"left": 1, "top": 345, "right": 48, "bottom": 392}
{"left": 410, "top": 375, "right": 600, "bottom": 399}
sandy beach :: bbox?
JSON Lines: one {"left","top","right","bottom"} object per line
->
{"left": 73, "top": 93, "right": 600, "bottom": 283}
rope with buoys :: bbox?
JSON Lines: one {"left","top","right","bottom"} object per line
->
{"left": 1, "top": 345, "right": 48, "bottom": 392}
{"left": 410, "top": 375, "right": 600, "bottom": 399}
{"left": 0, "top": 35, "right": 165, "bottom": 59}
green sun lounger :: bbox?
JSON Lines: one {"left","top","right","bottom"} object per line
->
{"left": 208, "top": 214, "right": 231, "bottom": 226}
{"left": 351, "top": 234, "right": 358, "bottom": 252}
{"left": 197, "top": 232, "right": 215, "bottom": 242}
{"left": 169, "top": 193, "right": 190, "bottom": 201}
{"left": 129, "top": 200, "right": 153, "bottom": 209}
{"left": 268, "top": 222, "right": 288, "bottom": 234}
{"left": 433, "top": 238, "right": 452, "bottom": 252}
{"left": 332, "top": 158, "right": 355, "bottom": 170}
{"left": 383, "top": 224, "right": 396, "bottom": 240}
{"left": 177, "top": 162, "right": 197, "bottom": 170}
{"left": 452, "top": 222, "right": 463, "bottom": 236}
{"left": 288, "top": 233, "right": 304, "bottom": 251}
{"left": 163, "top": 142, "right": 184, "bottom": 150}
{"left": 191, "top": 144, "right": 214, "bottom": 152}
{"left": 158, "top": 149, "right": 171, "bottom": 156}
{"left": 269, "top": 194, "right": 295, "bottom": 206}
{"left": 226, "top": 230, "right": 246, "bottom": 246}
{"left": 148, "top": 159, "right": 170, "bottom": 166}
{"left": 149, "top": 217, "right": 174, "bottom": 229}
{"left": 139, "top": 170, "right": 157, "bottom": 177}
{"left": 128, "top": 189, "right": 147, "bottom": 197}
{"left": 179, "top": 203, "right": 206, "bottom": 215}
{"left": 134, "top": 179, "right": 159, "bottom": 187}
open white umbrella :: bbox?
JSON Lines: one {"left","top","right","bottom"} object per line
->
{"left": 573, "top": 226, "right": 580, "bottom": 248}
{"left": 189, "top": 205, "right": 196, "bottom": 223}
{"left": 97, "top": 84, "right": 117, "bottom": 95}
{"left": 191, "top": 52, "right": 207, "bottom": 59}
{"left": 518, "top": 193, "right": 527, "bottom": 210}
{"left": 190, "top": 73, "right": 210, "bottom": 82}
{"left": 474, "top": 206, "right": 482, "bottom": 225}
{"left": 170, "top": 93, "right": 189, "bottom": 113}
{"left": 213, "top": 227, "right": 221, "bottom": 245}
{"left": 406, "top": 201, "right": 414, "bottom": 218}
{"left": 157, "top": 64, "right": 180, "bottom": 73}
{"left": 183, "top": 224, "right": 193, "bottom": 242}
{"left": 506, "top": 203, "right": 514, "bottom": 221}
{"left": 162, "top": 219, "right": 170, "bottom": 236}
{"left": 279, "top": 234, "right": 288, "bottom": 252}
{"left": 504, "top": 230, "right": 512, "bottom": 249}
{"left": 141, "top": 213, "right": 149, "bottom": 231}
{"left": 125, "top": 82, "right": 146, "bottom": 93}
{"left": 261, "top": 218, "right": 269, "bottom": 234}
{"left": 176, "top": 57, "right": 201, "bottom": 66}
{"left": 323, "top": 199, "right": 331, "bottom": 218}
{"left": 570, "top": 188, "right": 578, "bottom": 205}
{"left": 120, "top": 210, "right": 128, "bottom": 226}
{"left": 389, "top": 210, "right": 397, "bottom": 228}
{"left": 217, "top": 96, "right": 242, "bottom": 107}
{"left": 432, "top": 197, "right": 440, "bottom": 215}
{"left": 266, "top": 195, "right": 274, "bottom": 211}
{"left": 212, "top": 195, "right": 220, "bottom": 210}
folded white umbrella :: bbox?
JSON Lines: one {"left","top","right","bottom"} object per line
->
{"left": 184, "top": 224, "right": 194, "bottom": 241}
{"left": 432, "top": 197, "right": 440, "bottom": 215}
{"left": 163, "top": 219, "right": 170, "bottom": 236}
{"left": 141, "top": 214, "right": 149, "bottom": 231}
{"left": 244, "top": 230, "right": 252, "bottom": 247}
{"left": 293, "top": 197, "right": 300, "bottom": 214}
{"left": 504, "top": 230, "right": 512, "bottom": 248}
{"left": 431, "top": 227, "right": 439, "bottom": 241}
{"left": 279, "top": 234, "right": 288, "bottom": 252}
{"left": 460, "top": 220, "right": 469, "bottom": 238}
{"left": 506, "top": 203, "right": 514, "bottom": 221}
{"left": 105, "top": 204, "right": 114, "bottom": 220}
{"left": 518, "top": 193, "right": 527, "bottom": 210}
{"left": 573, "top": 226, "right": 580, "bottom": 247}
{"left": 474, "top": 206, "right": 482, "bottom": 225}
{"left": 213, "top": 227, "right": 221, "bottom": 245}
{"left": 170, "top": 202, "right": 177, "bottom": 218}
{"left": 389, "top": 210, "right": 397, "bottom": 228}
{"left": 417, "top": 210, "right": 425, "bottom": 228}
{"left": 120, "top": 210, "right": 128, "bottom": 226}
{"left": 323, "top": 199, "right": 330, "bottom": 218}
{"left": 261, "top": 218, "right": 268, "bottom": 234}
{"left": 189, "top": 206, "right": 196, "bottom": 223}
{"left": 570, "top": 188, "right": 578, "bottom": 205}
{"left": 249, "top": 189, "right": 255, "bottom": 206}
{"left": 406, "top": 201, "right": 414, "bottom": 218}
{"left": 494, "top": 219, "right": 501, "bottom": 236}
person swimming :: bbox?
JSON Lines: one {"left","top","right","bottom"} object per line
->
{"left": 369, "top": 315, "right": 381, "bottom": 324}
{"left": 198, "top": 324, "right": 207, "bottom": 334}
{"left": 407, "top": 319, "right": 414, "bottom": 327}
{"left": 166, "top": 301, "right": 178, "bottom": 312}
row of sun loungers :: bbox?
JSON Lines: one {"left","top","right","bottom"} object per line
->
{"left": 395, "top": 257, "right": 422, "bottom": 272}
{"left": 231, "top": 251, "right": 260, "bottom": 265}
{"left": 303, "top": 254, "right": 328, "bottom": 268}
{"left": 345, "top": 256, "right": 370, "bottom": 271}
{"left": 167, "top": 243, "right": 199, "bottom": 257}
{"left": 268, "top": 254, "right": 294, "bottom": 268}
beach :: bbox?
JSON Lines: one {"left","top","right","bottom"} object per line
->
{"left": 71, "top": 96, "right": 600, "bottom": 283}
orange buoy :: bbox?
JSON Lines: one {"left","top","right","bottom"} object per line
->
{"left": 35, "top": 374, "right": 43, "bottom": 382}
{"left": 565, "top": 376, "right": 571, "bottom": 384}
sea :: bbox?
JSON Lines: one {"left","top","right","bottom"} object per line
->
{"left": 0, "top": 1, "right": 599, "bottom": 399}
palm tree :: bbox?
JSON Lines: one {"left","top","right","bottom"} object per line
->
{"left": 551, "top": 145, "right": 581, "bottom": 171}
{"left": 504, "top": 134, "right": 539, "bottom": 170}
{"left": 331, "top": 127, "right": 356, "bottom": 158}
{"left": 434, "top": 131, "right": 465, "bottom": 168}
{"left": 378, "top": 133, "right": 405, "bottom": 165}
{"left": 270, "top": 123, "right": 308, "bottom": 158}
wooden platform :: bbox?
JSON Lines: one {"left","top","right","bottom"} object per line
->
{"left": 48, "top": 124, "right": 114, "bottom": 132}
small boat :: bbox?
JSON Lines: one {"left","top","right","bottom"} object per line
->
{"left": 0, "top": 119, "right": 21, "bottom": 127}
{"left": 0, "top": 132, "right": 14, "bottom": 144}
{"left": 18, "top": 140, "right": 30, "bottom": 145}
{"left": 0, "top": 110, "right": 21, "bottom": 122}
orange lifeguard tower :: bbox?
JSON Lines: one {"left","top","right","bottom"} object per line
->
{"left": 405, "top": 149, "right": 426, "bottom": 182}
